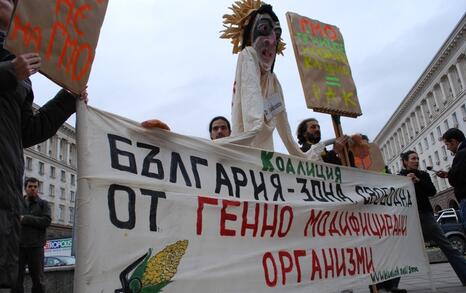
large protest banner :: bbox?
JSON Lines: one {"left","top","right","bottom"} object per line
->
{"left": 286, "top": 12, "right": 362, "bottom": 118}
{"left": 75, "top": 105, "right": 429, "bottom": 292}
{"left": 5, "top": 0, "right": 108, "bottom": 94}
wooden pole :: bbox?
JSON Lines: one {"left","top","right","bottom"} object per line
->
{"left": 331, "top": 115, "right": 378, "bottom": 293}
{"left": 330, "top": 115, "right": 350, "bottom": 167}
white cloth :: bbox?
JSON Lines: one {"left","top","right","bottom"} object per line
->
{"left": 218, "top": 47, "right": 312, "bottom": 159}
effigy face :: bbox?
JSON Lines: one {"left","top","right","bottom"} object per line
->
{"left": 251, "top": 13, "right": 281, "bottom": 72}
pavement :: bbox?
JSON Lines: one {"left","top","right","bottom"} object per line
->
{"left": 352, "top": 262, "right": 466, "bottom": 293}
{"left": 1, "top": 260, "right": 464, "bottom": 293}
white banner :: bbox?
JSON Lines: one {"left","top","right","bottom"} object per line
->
{"left": 75, "top": 105, "right": 428, "bottom": 293}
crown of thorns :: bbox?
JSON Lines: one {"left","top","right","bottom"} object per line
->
{"left": 220, "top": 0, "right": 285, "bottom": 55}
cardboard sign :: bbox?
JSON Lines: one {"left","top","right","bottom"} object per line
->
{"left": 74, "top": 105, "right": 428, "bottom": 292}
{"left": 286, "top": 12, "right": 362, "bottom": 117}
{"left": 350, "top": 143, "right": 386, "bottom": 172}
{"left": 5, "top": 0, "right": 108, "bottom": 94}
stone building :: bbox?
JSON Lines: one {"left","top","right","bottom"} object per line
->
{"left": 374, "top": 14, "right": 466, "bottom": 211}
{"left": 23, "top": 103, "right": 76, "bottom": 235}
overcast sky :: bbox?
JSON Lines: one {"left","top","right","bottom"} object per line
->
{"left": 30, "top": 0, "right": 466, "bottom": 154}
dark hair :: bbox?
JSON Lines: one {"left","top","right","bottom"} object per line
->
{"left": 400, "top": 150, "right": 417, "bottom": 167}
{"left": 209, "top": 116, "right": 231, "bottom": 133}
{"left": 442, "top": 128, "right": 465, "bottom": 142}
{"left": 361, "top": 134, "right": 369, "bottom": 142}
{"left": 296, "top": 118, "right": 318, "bottom": 145}
{"left": 24, "top": 177, "right": 39, "bottom": 188}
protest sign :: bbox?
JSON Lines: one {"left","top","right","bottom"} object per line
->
{"left": 350, "top": 143, "right": 386, "bottom": 173}
{"left": 5, "top": 0, "right": 108, "bottom": 94}
{"left": 286, "top": 12, "right": 362, "bottom": 118}
{"left": 74, "top": 105, "right": 428, "bottom": 292}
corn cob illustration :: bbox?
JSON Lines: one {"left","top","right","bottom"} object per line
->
{"left": 141, "top": 240, "right": 189, "bottom": 287}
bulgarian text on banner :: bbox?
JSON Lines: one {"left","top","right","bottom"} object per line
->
{"left": 74, "top": 105, "right": 428, "bottom": 293}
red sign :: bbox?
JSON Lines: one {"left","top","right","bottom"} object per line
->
{"left": 6, "top": 0, "right": 108, "bottom": 94}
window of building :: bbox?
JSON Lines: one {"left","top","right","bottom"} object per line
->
{"left": 443, "top": 119, "right": 450, "bottom": 131}
{"left": 50, "top": 166, "right": 56, "bottom": 178}
{"left": 69, "top": 207, "right": 74, "bottom": 223}
{"left": 441, "top": 146, "right": 448, "bottom": 160}
{"left": 36, "top": 145, "right": 41, "bottom": 152}
{"left": 428, "top": 155, "right": 433, "bottom": 167}
{"left": 38, "top": 161, "right": 44, "bottom": 175}
{"left": 70, "top": 174, "right": 75, "bottom": 186}
{"left": 461, "top": 104, "right": 466, "bottom": 121}
{"left": 418, "top": 142, "right": 423, "bottom": 153}
{"left": 70, "top": 191, "right": 75, "bottom": 202}
{"left": 430, "top": 132, "right": 435, "bottom": 145}
{"left": 49, "top": 184, "right": 55, "bottom": 197}
{"left": 422, "top": 159, "right": 426, "bottom": 169}
{"left": 436, "top": 126, "right": 442, "bottom": 139}
{"left": 58, "top": 205, "right": 65, "bottom": 222}
{"left": 61, "top": 170, "right": 66, "bottom": 182}
{"left": 25, "top": 157, "right": 32, "bottom": 170}
{"left": 452, "top": 112, "right": 458, "bottom": 127}
{"left": 424, "top": 137, "right": 429, "bottom": 150}
{"left": 38, "top": 181, "right": 43, "bottom": 194}
{"left": 60, "top": 187, "right": 66, "bottom": 200}
{"left": 49, "top": 203, "right": 55, "bottom": 219}
{"left": 434, "top": 151, "right": 440, "bottom": 165}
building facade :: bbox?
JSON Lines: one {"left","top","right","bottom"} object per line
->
{"left": 23, "top": 103, "right": 77, "bottom": 228}
{"left": 374, "top": 14, "right": 466, "bottom": 211}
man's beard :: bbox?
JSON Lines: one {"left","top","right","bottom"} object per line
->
{"left": 306, "top": 132, "right": 321, "bottom": 144}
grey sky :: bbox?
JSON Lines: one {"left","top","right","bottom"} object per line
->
{"left": 30, "top": 0, "right": 466, "bottom": 153}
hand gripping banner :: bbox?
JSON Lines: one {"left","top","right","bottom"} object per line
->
{"left": 75, "top": 105, "right": 429, "bottom": 292}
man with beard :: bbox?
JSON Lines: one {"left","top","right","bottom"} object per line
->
{"left": 209, "top": 116, "right": 231, "bottom": 140}
{"left": 296, "top": 118, "right": 349, "bottom": 164}
{"left": 219, "top": 0, "right": 322, "bottom": 160}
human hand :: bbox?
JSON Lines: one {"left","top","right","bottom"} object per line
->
{"left": 11, "top": 53, "right": 41, "bottom": 80}
{"left": 78, "top": 88, "right": 88, "bottom": 104}
{"left": 141, "top": 119, "right": 170, "bottom": 131}
{"left": 305, "top": 142, "right": 325, "bottom": 161}
{"left": 406, "top": 173, "right": 420, "bottom": 183}
{"left": 333, "top": 135, "right": 349, "bottom": 154}
{"left": 435, "top": 170, "right": 448, "bottom": 178}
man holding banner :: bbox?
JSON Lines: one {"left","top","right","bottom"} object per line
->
{"left": 0, "top": 0, "right": 86, "bottom": 288}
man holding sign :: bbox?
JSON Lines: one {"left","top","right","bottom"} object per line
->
{"left": 0, "top": 0, "right": 86, "bottom": 289}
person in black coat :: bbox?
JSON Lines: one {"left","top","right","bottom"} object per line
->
{"left": 437, "top": 128, "right": 466, "bottom": 223}
{"left": 400, "top": 151, "right": 466, "bottom": 286}
{"left": 15, "top": 177, "right": 51, "bottom": 293}
{"left": 0, "top": 0, "right": 87, "bottom": 288}
{"left": 374, "top": 150, "right": 466, "bottom": 292}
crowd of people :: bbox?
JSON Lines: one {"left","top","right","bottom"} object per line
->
{"left": 1, "top": 0, "right": 465, "bottom": 292}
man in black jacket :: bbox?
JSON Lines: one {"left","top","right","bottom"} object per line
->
{"left": 15, "top": 177, "right": 51, "bottom": 293}
{"left": 437, "top": 128, "right": 466, "bottom": 222}
{"left": 399, "top": 151, "right": 466, "bottom": 285}
{"left": 0, "top": 0, "right": 86, "bottom": 289}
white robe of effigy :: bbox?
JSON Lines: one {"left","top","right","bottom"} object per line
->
{"left": 218, "top": 46, "right": 324, "bottom": 160}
